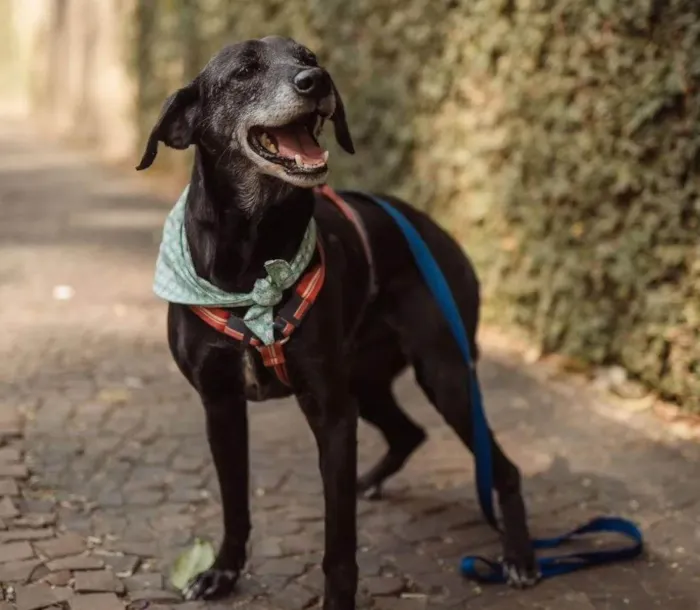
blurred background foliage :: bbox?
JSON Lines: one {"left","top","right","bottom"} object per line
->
{"left": 6, "top": 0, "right": 700, "bottom": 411}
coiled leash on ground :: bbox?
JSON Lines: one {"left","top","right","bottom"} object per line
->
{"left": 346, "top": 190, "right": 644, "bottom": 584}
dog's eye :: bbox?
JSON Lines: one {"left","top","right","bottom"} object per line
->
{"left": 232, "top": 63, "right": 257, "bottom": 80}
{"left": 302, "top": 50, "right": 318, "bottom": 66}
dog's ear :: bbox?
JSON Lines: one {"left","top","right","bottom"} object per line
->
{"left": 136, "top": 82, "right": 200, "bottom": 171}
{"left": 330, "top": 80, "right": 355, "bottom": 155}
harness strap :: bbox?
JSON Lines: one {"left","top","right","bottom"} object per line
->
{"left": 316, "top": 184, "right": 377, "bottom": 298}
{"left": 190, "top": 186, "right": 372, "bottom": 388}
{"left": 273, "top": 247, "right": 327, "bottom": 336}
{"left": 190, "top": 243, "right": 325, "bottom": 386}
{"left": 257, "top": 343, "right": 291, "bottom": 387}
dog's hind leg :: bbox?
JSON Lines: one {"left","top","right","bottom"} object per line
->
{"left": 354, "top": 381, "right": 427, "bottom": 499}
{"left": 386, "top": 282, "right": 538, "bottom": 586}
{"left": 411, "top": 356, "right": 538, "bottom": 586}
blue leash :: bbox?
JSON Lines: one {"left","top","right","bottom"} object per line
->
{"left": 346, "top": 191, "right": 644, "bottom": 584}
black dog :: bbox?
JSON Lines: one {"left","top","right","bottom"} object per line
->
{"left": 137, "top": 36, "right": 536, "bottom": 610}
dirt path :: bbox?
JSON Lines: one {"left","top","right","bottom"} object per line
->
{"left": 0, "top": 119, "right": 698, "bottom": 609}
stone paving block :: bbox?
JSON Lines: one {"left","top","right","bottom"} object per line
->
{"left": 100, "top": 554, "right": 140, "bottom": 576}
{"left": 374, "top": 597, "right": 428, "bottom": 610}
{"left": 0, "top": 447, "right": 22, "bottom": 462}
{"left": 128, "top": 490, "right": 164, "bottom": 507}
{"left": 14, "top": 514, "right": 57, "bottom": 529}
{"left": 269, "top": 583, "right": 318, "bottom": 610}
{"left": 0, "top": 541, "right": 35, "bottom": 563}
{"left": 556, "top": 591, "right": 598, "bottom": 609}
{"left": 21, "top": 498, "right": 57, "bottom": 513}
{"left": 34, "top": 533, "right": 86, "bottom": 559}
{"left": 0, "top": 528, "right": 55, "bottom": 544}
{"left": 392, "top": 552, "right": 440, "bottom": 576}
{"left": 0, "top": 414, "right": 22, "bottom": 438}
{"left": 124, "top": 572, "right": 163, "bottom": 591}
{"left": 171, "top": 454, "right": 206, "bottom": 473}
{"left": 96, "top": 490, "right": 124, "bottom": 508}
{"left": 256, "top": 537, "right": 284, "bottom": 559}
{"left": 128, "top": 589, "right": 181, "bottom": 603}
{"left": 151, "top": 513, "right": 196, "bottom": 533}
{"left": 43, "top": 569, "right": 72, "bottom": 586}
{"left": 73, "top": 569, "right": 125, "bottom": 594}
{"left": 412, "top": 570, "right": 465, "bottom": 597}
{"left": 357, "top": 553, "right": 384, "bottom": 577}
{"left": 106, "top": 541, "right": 157, "bottom": 558}
{"left": 0, "top": 497, "right": 19, "bottom": 519}
{"left": 148, "top": 600, "right": 206, "bottom": 610}
{"left": 46, "top": 554, "right": 105, "bottom": 571}
{"left": 69, "top": 593, "right": 124, "bottom": 610}
{"left": 298, "top": 567, "right": 324, "bottom": 593}
{"left": 364, "top": 576, "right": 407, "bottom": 596}
{"left": 167, "top": 488, "right": 209, "bottom": 504}
{"left": 254, "top": 557, "right": 307, "bottom": 577}
{"left": 256, "top": 574, "right": 290, "bottom": 594}
{"left": 0, "top": 479, "right": 19, "bottom": 496}
{"left": 0, "top": 557, "right": 43, "bottom": 582}
{"left": 14, "top": 583, "right": 72, "bottom": 610}
{"left": 0, "top": 464, "right": 29, "bottom": 479}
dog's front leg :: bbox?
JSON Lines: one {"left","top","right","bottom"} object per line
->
{"left": 298, "top": 387, "right": 358, "bottom": 610}
{"left": 184, "top": 395, "right": 250, "bottom": 600}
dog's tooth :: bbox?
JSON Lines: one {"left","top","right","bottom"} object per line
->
{"left": 259, "top": 132, "right": 278, "bottom": 154}
{"left": 322, "top": 150, "right": 329, "bottom": 163}
{"left": 294, "top": 154, "right": 303, "bottom": 167}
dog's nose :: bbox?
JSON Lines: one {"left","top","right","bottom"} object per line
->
{"left": 293, "top": 68, "right": 331, "bottom": 99}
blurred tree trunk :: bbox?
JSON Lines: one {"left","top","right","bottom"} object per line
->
{"left": 46, "top": 0, "right": 68, "bottom": 118}
{"left": 178, "top": 0, "right": 202, "bottom": 80}
{"left": 135, "top": 0, "right": 158, "bottom": 141}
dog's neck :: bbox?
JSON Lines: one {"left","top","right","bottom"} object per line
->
{"left": 184, "top": 148, "right": 315, "bottom": 293}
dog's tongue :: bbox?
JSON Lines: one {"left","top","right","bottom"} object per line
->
{"left": 268, "top": 125, "right": 325, "bottom": 163}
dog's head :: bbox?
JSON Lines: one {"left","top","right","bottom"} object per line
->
{"left": 136, "top": 36, "right": 354, "bottom": 190}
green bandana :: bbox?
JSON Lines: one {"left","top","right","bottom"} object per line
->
{"left": 153, "top": 185, "right": 317, "bottom": 345}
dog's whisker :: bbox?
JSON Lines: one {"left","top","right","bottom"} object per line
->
{"left": 215, "top": 145, "right": 232, "bottom": 169}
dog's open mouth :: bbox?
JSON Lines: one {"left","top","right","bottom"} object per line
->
{"left": 248, "top": 113, "right": 328, "bottom": 175}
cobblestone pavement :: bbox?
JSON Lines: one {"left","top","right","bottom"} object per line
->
{"left": 1, "top": 119, "right": 699, "bottom": 610}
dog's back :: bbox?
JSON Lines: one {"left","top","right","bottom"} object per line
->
{"left": 313, "top": 190, "right": 481, "bottom": 380}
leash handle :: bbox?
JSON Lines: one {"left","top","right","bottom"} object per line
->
{"left": 461, "top": 517, "right": 644, "bottom": 582}
{"left": 358, "top": 192, "right": 644, "bottom": 584}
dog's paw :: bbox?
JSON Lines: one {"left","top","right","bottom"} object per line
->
{"left": 183, "top": 568, "right": 239, "bottom": 600}
{"left": 502, "top": 558, "right": 540, "bottom": 589}
{"left": 357, "top": 478, "right": 383, "bottom": 501}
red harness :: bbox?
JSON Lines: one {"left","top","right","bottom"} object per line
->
{"left": 191, "top": 185, "right": 372, "bottom": 387}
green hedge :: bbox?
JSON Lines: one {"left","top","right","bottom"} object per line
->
{"left": 131, "top": 0, "right": 700, "bottom": 411}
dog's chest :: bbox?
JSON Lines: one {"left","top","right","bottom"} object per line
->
{"left": 241, "top": 348, "right": 291, "bottom": 402}
{"left": 242, "top": 350, "right": 263, "bottom": 397}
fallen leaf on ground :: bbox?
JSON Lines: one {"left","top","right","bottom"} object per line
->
{"left": 170, "top": 538, "right": 215, "bottom": 592}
